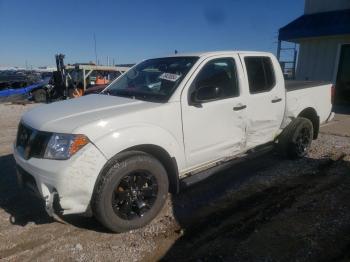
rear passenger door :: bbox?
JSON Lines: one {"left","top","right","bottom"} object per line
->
{"left": 241, "top": 55, "right": 285, "bottom": 149}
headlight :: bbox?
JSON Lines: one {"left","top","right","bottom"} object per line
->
{"left": 44, "top": 133, "right": 89, "bottom": 160}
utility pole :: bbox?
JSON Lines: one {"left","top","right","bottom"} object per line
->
{"left": 93, "top": 33, "right": 98, "bottom": 65}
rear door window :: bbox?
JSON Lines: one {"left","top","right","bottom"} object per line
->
{"left": 244, "top": 57, "right": 276, "bottom": 94}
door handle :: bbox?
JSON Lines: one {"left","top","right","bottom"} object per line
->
{"left": 271, "top": 98, "right": 282, "bottom": 103}
{"left": 233, "top": 105, "right": 247, "bottom": 111}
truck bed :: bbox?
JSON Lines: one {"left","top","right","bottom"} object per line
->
{"left": 285, "top": 80, "right": 331, "bottom": 92}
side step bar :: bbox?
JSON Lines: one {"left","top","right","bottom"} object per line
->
{"left": 180, "top": 143, "right": 275, "bottom": 188}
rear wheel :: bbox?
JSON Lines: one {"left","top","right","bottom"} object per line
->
{"left": 92, "top": 151, "right": 169, "bottom": 232}
{"left": 277, "top": 117, "right": 314, "bottom": 159}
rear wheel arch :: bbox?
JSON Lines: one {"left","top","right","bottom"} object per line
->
{"left": 298, "top": 107, "right": 319, "bottom": 139}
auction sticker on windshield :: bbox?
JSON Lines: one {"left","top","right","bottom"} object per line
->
{"left": 159, "top": 73, "right": 181, "bottom": 82}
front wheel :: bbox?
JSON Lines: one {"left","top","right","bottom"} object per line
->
{"left": 277, "top": 117, "right": 314, "bottom": 159}
{"left": 92, "top": 151, "right": 169, "bottom": 232}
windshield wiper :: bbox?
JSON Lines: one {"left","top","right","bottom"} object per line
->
{"left": 108, "top": 90, "right": 135, "bottom": 99}
{"left": 133, "top": 94, "right": 163, "bottom": 103}
{"left": 107, "top": 89, "right": 166, "bottom": 103}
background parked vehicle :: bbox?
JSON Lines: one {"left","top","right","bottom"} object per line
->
{"left": 0, "top": 71, "right": 51, "bottom": 103}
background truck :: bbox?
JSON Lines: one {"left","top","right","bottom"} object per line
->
{"left": 14, "top": 51, "right": 334, "bottom": 232}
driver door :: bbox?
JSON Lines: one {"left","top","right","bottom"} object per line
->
{"left": 181, "top": 56, "right": 247, "bottom": 170}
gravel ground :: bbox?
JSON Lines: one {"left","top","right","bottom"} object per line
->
{"left": 0, "top": 102, "right": 350, "bottom": 261}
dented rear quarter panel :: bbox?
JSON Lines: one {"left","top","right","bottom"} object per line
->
{"left": 284, "top": 84, "right": 333, "bottom": 127}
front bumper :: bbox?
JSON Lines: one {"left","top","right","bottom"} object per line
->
{"left": 13, "top": 143, "right": 107, "bottom": 216}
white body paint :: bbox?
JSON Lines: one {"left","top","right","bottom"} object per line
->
{"left": 13, "top": 51, "right": 334, "bottom": 215}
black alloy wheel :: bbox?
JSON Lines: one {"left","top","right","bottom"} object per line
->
{"left": 112, "top": 171, "right": 158, "bottom": 220}
{"left": 294, "top": 126, "right": 312, "bottom": 156}
{"left": 277, "top": 117, "right": 314, "bottom": 159}
{"left": 92, "top": 151, "right": 169, "bottom": 232}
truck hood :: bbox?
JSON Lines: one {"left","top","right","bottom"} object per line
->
{"left": 22, "top": 94, "right": 160, "bottom": 133}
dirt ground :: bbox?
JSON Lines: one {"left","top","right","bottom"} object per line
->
{"left": 0, "top": 102, "right": 350, "bottom": 262}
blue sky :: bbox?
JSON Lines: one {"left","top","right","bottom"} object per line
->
{"left": 0, "top": 0, "right": 304, "bottom": 67}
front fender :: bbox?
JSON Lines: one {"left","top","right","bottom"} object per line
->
{"left": 92, "top": 124, "right": 186, "bottom": 171}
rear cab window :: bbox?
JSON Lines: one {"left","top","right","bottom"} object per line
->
{"left": 244, "top": 56, "right": 276, "bottom": 94}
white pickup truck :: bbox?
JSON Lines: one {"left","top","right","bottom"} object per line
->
{"left": 14, "top": 51, "right": 334, "bottom": 232}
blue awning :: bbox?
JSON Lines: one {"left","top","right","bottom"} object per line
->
{"left": 279, "top": 9, "right": 350, "bottom": 41}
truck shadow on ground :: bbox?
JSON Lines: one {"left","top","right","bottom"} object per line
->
{"left": 163, "top": 152, "right": 350, "bottom": 261}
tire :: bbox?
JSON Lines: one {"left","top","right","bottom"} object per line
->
{"left": 277, "top": 117, "right": 314, "bottom": 159}
{"left": 32, "top": 89, "right": 47, "bottom": 103}
{"left": 92, "top": 151, "right": 169, "bottom": 233}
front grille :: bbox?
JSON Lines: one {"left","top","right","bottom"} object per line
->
{"left": 16, "top": 122, "right": 51, "bottom": 160}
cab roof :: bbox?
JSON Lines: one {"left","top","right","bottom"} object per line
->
{"left": 159, "top": 50, "right": 273, "bottom": 59}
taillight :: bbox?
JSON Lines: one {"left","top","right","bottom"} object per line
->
{"left": 331, "top": 85, "right": 335, "bottom": 105}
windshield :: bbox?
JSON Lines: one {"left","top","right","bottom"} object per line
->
{"left": 104, "top": 56, "right": 199, "bottom": 102}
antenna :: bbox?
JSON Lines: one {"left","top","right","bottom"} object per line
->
{"left": 93, "top": 33, "right": 98, "bottom": 64}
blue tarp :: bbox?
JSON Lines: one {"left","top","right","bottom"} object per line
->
{"left": 0, "top": 78, "right": 50, "bottom": 98}
{"left": 279, "top": 9, "right": 350, "bottom": 41}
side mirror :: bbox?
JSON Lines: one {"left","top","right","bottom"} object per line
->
{"left": 192, "top": 85, "right": 222, "bottom": 105}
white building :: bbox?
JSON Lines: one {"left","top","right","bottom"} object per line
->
{"left": 279, "top": 0, "right": 350, "bottom": 104}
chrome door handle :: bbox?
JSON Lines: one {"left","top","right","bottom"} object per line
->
{"left": 233, "top": 105, "right": 247, "bottom": 111}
